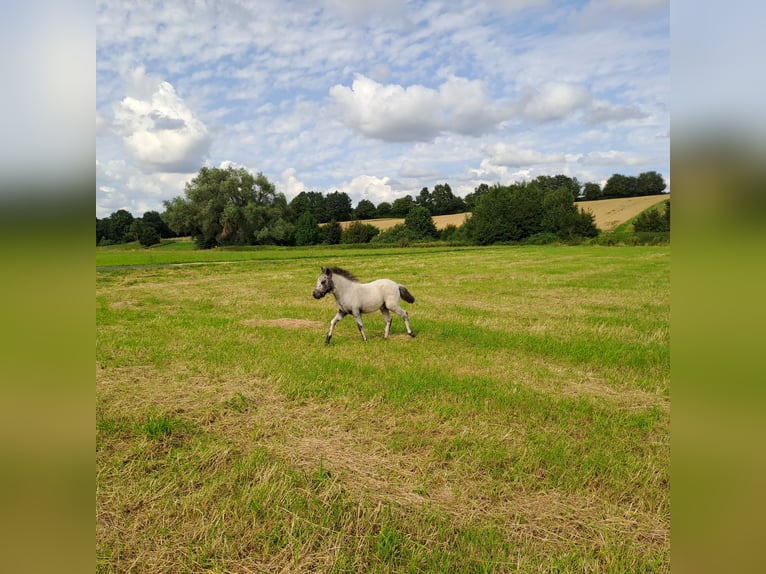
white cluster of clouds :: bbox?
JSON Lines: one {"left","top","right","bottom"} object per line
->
{"left": 331, "top": 74, "right": 508, "bottom": 141}
{"left": 96, "top": 0, "right": 670, "bottom": 217}
{"left": 113, "top": 82, "right": 211, "bottom": 173}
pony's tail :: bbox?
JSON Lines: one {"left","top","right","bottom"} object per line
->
{"left": 399, "top": 285, "right": 415, "bottom": 304}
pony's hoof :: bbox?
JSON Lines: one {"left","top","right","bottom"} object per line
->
{"left": 409, "top": 332, "right": 416, "bottom": 338}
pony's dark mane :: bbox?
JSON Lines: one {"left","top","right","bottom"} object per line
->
{"left": 328, "top": 267, "right": 359, "bottom": 282}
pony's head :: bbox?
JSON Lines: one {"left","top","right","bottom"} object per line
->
{"left": 312, "top": 267, "right": 334, "bottom": 299}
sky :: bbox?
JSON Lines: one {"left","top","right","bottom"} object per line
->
{"left": 96, "top": 0, "right": 669, "bottom": 218}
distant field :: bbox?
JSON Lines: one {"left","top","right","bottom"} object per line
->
{"left": 97, "top": 245, "right": 669, "bottom": 572}
{"left": 337, "top": 195, "right": 670, "bottom": 232}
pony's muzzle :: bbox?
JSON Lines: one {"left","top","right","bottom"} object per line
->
{"left": 312, "top": 290, "right": 325, "bottom": 299}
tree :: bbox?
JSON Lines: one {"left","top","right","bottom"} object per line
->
{"left": 108, "top": 209, "right": 135, "bottom": 243}
{"left": 391, "top": 195, "right": 415, "bottom": 217}
{"left": 404, "top": 206, "right": 438, "bottom": 240}
{"left": 466, "top": 183, "right": 544, "bottom": 244}
{"left": 290, "top": 191, "right": 328, "bottom": 223}
{"left": 636, "top": 171, "right": 667, "bottom": 196}
{"left": 603, "top": 174, "right": 637, "bottom": 199}
{"left": 294, "top": 210, "right": 320, "bottom": 246}
{"left": 325, "top": 191, "right": 353, "bottom": 222}
{"left": 541, "top": 186, "right": 579, "bottom": 239}
{"left": 574, "top": 209, "right": 599, "bottom": 238}
{"left": 142, "top": 210, "right": 173, "bottom": 238}
{"left": 376, "top": 201, "right": 393, "bottom": 218}
{"left": 353, "top": 199, "right": 377, "bottom": 220}
{"left": 162, "top": 166, "right": 283, "bottom": 248}
{"left": 415, "top": 187, "right": 434, "bottom": 213}
{"left": 129, "top": 219, "right": 161, "bottom": 247}
{"left": 535, "top": 175, "right": 581, "bottom": 199}
{"left": 96, "top": 218, "right": 111, "bottom": 245}
{"left": 323, "top": 219, "right": 342, "bottom": 245}
{"left": 464, "top": 183, "right": 490, "bottom": 211}
{"left": 582, "top": 182, "right": 602, "bottom": 201}
{"left": 431, "top": 182, "right": 465, "bottom": 215}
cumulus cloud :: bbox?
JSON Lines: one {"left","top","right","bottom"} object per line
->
{"left": 515, "top": 82, "right": 591, "bottom": 123}
{"left": 279, "top": 168, "right": 306, "bottom": 201}
{"left": 514, "top": 82, "right": 647, "bottom": 125}
{"left": 484, "top": 142, "right": 565, "bottom": 166}
{"left": 336, "top": 174, "right": 396, "bottom": 204}
{"left": 113, "top": 81, "right": 211, "bottom": 173}
{"left": 330, "top": 74, "right": 509, "bottom": 142}
{"left": 577, "top": 150, "right": 645, "bottom": 166}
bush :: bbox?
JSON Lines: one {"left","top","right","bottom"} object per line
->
{"left": 341, "top": 221, "right": 379, "bottom": 244}
{"left": 633, "top": 201, "right": 670, "bottom": 232}
{"left": 404, "top": 206, "right": 438, "bottom": 239}
{"left": 522, "top": 232, "right": 560, "bottom": 245}
{"left": 371, "top": 224, "right": 415, "bottom": 244}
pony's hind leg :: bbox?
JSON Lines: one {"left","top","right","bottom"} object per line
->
{"left": 396, "top": 307, "right": 415, "bottom": 337}
{"left": 392, "top": 305, "right": 415, "bottom": 338}
{"left": 325, "top": 310, "right": 347, "bottom": 345}
{"left": 380, "top": 307, "right": 392, "bottom": 338}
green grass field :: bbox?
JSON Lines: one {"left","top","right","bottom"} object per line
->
{"left": 97, "top": 244, "right": 669, "bottom": 572}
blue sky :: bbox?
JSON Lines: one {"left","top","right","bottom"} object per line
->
{"left": 96, "top": 0, "right": 669, "bottom": 217}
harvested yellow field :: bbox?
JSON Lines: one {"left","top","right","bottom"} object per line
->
{"left": 578, "top": 195, "right": 670, "bottom": 231}
{"left": 338, "top": 195, "right": 669, "bottom": 233}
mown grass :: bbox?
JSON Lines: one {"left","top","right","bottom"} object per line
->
{"left": 97, "top": 244, "right": 669, "bottom": 572}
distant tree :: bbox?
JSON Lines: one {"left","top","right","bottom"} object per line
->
{"left": 603, "top": 174, "right": 637, "bottom": 199}
{"left": 341, "top": 221, "right": 379, "bottom": 244}
{"left": 142, "top": 210, "right": 173, "bottom": 238}
{"left": 464, "top": 183, "right": 490, "bottom": 211}
{"left": 323, "top": 219, "right": 342, "bottom": 245}
{"left": 96, "top": 217, "right": 111, "bottom": 245}
{"left": 295, "top": 210, "right": 320, "bottom": 246}
{"left": 376, "top": 201, "right": 393, "bottom": 218}
{"left": 108, "top": 209, "right": 135, "bottom": 243}
{"left": 415, "top": 187, "right": 434, "bottom": 213}
{"left": 582, "top": 182, "right": 602, "bottom": 201}
{"left": 391, "top": 195, "right": 415, "bottom": 217}
{"left": 535, "top": 175, "right": 581, "bottom": 199}
{"left": 290, "top": 191, "right": 329, "bottom": 223}
{"left": 541, "top": 186, "right": 579, "bottom": 239}
{"left": 466, "top": 183, "right": 544, "bottom": 244}
{"left": 353, "top": 199, "right": 377, "bottom": 220}
{"left": 431, "top": 182, "right": 465, "bottom": 215}
{"left": 129, "top": 219, "right": 161, "bottom": 247}
{"left": 636, "top": 171, "right": 667, "bottom": 196}
{"left": 325, "top": 191, "right": 353, "bottom": 222}
{"left": 404, "top": 206, "right": 438, "bottom": 239}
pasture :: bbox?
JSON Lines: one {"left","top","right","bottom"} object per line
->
{"left": 96, "top": 245, "right": 670, "bottom": 572}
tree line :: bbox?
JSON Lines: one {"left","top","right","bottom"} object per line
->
{"left": 96, "top": 166, "right": 667, "bottom": 247}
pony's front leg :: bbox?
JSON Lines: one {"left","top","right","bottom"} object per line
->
{"left": 325, "top": 310, "right": 347, "bottom": 345}
{"left": 352, "top": 311, "right": 367, "bottom": 342}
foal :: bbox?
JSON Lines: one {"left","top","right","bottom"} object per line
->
{"left": 312, "top": 267, "right": 416, "bottom": 345}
